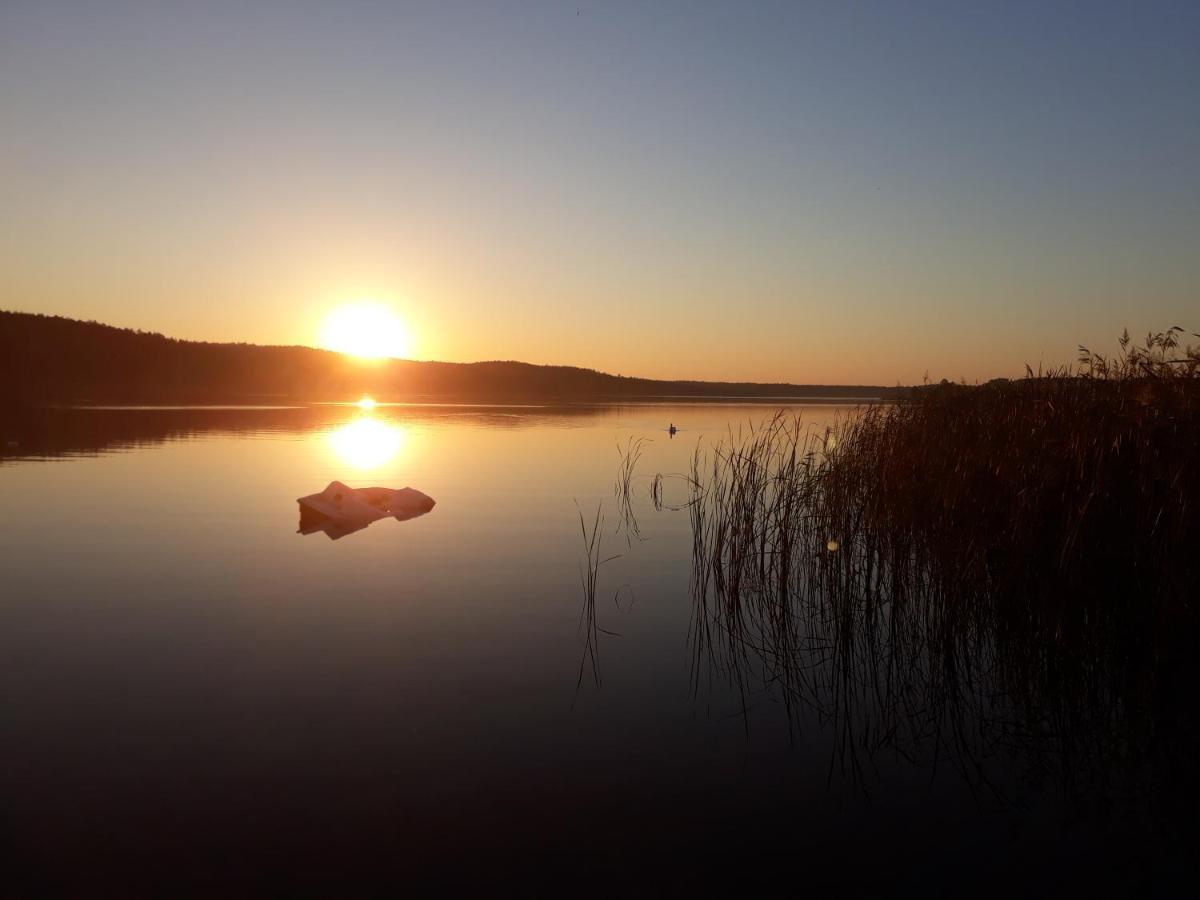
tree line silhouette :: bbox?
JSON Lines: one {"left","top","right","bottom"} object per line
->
{"left": 0, "top": 311, "right": 902, "bottom": 406}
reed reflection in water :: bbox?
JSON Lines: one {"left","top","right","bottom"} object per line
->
{"left": 614, "top": 399, "right": 1199, "bottom": 852}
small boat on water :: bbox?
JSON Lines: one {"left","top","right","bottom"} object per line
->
{"left": 297, "top": 481, "right": 436, "bottom": 540}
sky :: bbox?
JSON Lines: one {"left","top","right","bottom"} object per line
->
{"left": 2, "top": 1, "right": 1197, "bottom": 384}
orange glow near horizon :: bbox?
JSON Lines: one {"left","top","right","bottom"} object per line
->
{"left": 320, "top": 303, "right": 414, "bottom": 360}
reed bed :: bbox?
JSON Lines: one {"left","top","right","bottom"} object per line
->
{"left": 646, "top": 334, "right": 1200, "bottom": 817}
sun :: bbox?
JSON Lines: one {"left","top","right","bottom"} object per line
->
{"left": 320, "top": 302, "right": 414, "bottom": 360}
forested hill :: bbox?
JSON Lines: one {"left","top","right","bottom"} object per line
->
{"left": 0, "top": 311, "right": 903, "bottom": 405}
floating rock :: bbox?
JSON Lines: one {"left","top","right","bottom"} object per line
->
{"left": 297, "top": 480, "right": 435, "bottom": 540}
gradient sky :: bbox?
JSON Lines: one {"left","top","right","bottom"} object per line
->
{"left": 2, "top": 1, "right": 1197, "bottom": 384}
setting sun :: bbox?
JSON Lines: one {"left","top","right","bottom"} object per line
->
{"left": 320, "top": 303, "right": 414, "bottom": 360}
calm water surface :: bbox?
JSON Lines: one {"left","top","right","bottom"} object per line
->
{"left": 0, "top": 403, "right": 1181, "bottom": 894}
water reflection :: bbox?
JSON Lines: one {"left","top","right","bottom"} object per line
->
{"left": 5, "top": 401, "right": 889, "bottom": 896}
{"left": 327, "top": 416, "right": 406, "bottom": 470}
{"left": 0, "top": 403, "right": 616, "bottom": 464}
{"left": 667, "top": 416, "right": 1200, "bottom": 841}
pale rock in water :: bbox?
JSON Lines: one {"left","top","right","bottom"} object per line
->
{"left": 297, "top": 480, "right": 436, "bottom": 540}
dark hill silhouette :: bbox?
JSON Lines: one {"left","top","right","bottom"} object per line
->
{"left": 0, "top": 310, "right": 904, "bottom": 405}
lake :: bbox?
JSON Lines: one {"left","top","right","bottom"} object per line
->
{"left": 0, "top": 403, "right": 1188, "bottom": 895}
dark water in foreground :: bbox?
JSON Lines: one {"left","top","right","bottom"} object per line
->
{"left": 0, "top": 404, "right": 1192, "bottom": 896}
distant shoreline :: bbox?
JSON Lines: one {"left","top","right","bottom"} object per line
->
{"left": 1, "top": 310, "right": 907, "bottom": 407}
{"left": 42, "top": 396, "right": 883, "bottom": 410}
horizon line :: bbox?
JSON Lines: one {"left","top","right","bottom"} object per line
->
{"left": 0, "top": 308, "right": 908, "bottom": 390}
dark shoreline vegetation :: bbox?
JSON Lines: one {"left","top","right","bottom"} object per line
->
{"left": 0, "top": 310, "right": 901, "bottom": 405}
{"left": 610, "top": 329, "right": 1199, "bottom": 844}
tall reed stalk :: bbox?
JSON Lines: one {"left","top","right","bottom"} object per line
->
{"left": 575, "top": 502, "right": 620, "bottom": 691}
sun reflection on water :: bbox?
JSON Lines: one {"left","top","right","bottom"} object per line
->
{"left": 328, "top": 416, "right": 406, "bottom": 469}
